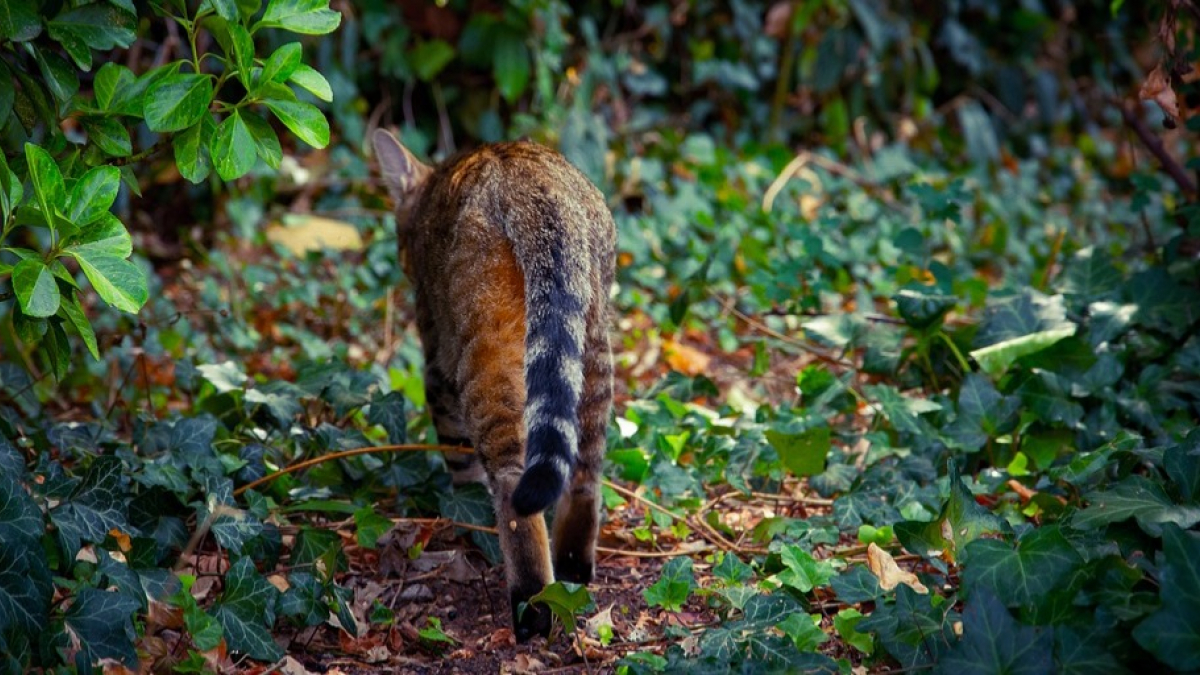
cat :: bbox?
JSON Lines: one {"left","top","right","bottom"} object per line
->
{"left": 372, "top": 130, "right": 616, "bottom": 641}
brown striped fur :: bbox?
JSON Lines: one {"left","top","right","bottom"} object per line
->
{"left": 373, "top": 131, "right": 615, "bottom": 640}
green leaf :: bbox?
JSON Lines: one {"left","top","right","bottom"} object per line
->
{"left": 144, "top": 74, "right": 214, "bottom": 132}
{"left": 50, "top": 456, "right": 130, "bottom": 560}
{"left": 0, "top": 474, "right": 53, "bottom": 635}
{"left": 229, "top": 23, "right": 255, "bottom": 87}
{"left": 777, "top": 612, "right": 828, "bottom": 651}
{"left": 58, "top": 291, "right": 99, "bottom": 359}
{"left": 262, "top": 42, "right": 302, "bottom": 84}
{"left": 937, "top": 588, "right": 1054, "bottom": 675}
{"left": 64, "top": 589, "right": 140, "bottom": 666}
{"left": 70, "top": 252, "right": 148, "bottom": 313}
{"left": 1060, "top": 247, "right": 1122, "bottom": 303}
{"left": 1132, "top": 525, "right": 1200, "bottom": 671}
{"left": 410, "top": 39, "right": 456, "bottom": 81}
{"left": 278, "top": 571, "right": 324, "bottom": 627}
{"left": 12, "top": 259, "right": 61, "bottom": 318}
{"left": 1164, "top": 431, "right": 1200, "bottom": 502}
{"left": 25, "top": 143, "right": 65, "bottom": 225}
{"left": 67, "top": 213, "right": 133, "bottom": 258}
{"left": 211, "top": 110, "right": 258, "bottom": 180}
{"left": 0, "top": 1, "right": 41, "bottom": 42}
{"left": 287, "top": 64, "right": 332, "bottom": 102}
{"left": 961, "top": 525, "right": 1082, "bottom": 608}
{"left": 858, "top": 584, "right": 957, "bottom": 668}
{"left": 778, "top": 545, "right": 836, "bottom": 592}
{"left": 834, "top": 608, "right": 874, "bottom": 654}
{"left": 971, "top": 326, "right": 1077, "bottom": 378}
{"left": 896, "top": 465, "right": 1008, "bottom": 564}
{"left": 47, "top": 3, "right": 136, "bottom": 68}
{"left": 353, "top": 506, "right": 392, "bottom": 550}
{"left": 894, "top": 286, "right": 957, "bottom": 329}
{"left": 367, "top": 390, "right": 407, "bottom": 444}
{"left": 258, "top": 0, "right": 341, "bottom": 34}
{"left": 530, "top": 581, "right": 592, "bottom": 633}
{"left": 209, "top": 557, "right": 283, "bottom": 662}
{"left": 765, "top": 426, "right": 829, "bottom": 477}
{"left": 0, "top": 62, "right": 13, "bottom": 132}
{"left": 174, "top": 115, "right": 216, "bottom": 183}
{"left": 83, "top": 117, "right": 133, "bottom": 157}
{"left": 67, "top": 165, "right": 120, "bottom": 226}
{"left": 28, "top": 46, "right": 79, "bottom": 103}
{"left": 1073, "top": 475, "right": 1200, "bottom": 534}
{"left": 287, "top": 63, "right": 332, "bottom": 102}
{"left": 208, "top": 0, "right": 241, "bottom": 22}
{"left": 493, "top": 28, "right": 530, "bottom": 102}
{"left": 263, "top": 98, "right": 329, "bottom": 149}
{"left": 644, "top": 557, "right": 695, "bottom": 612}
{"left": 241, "top": 110, "right": 282, "bottom": 169}
{"left": 94, "top": 62, "right": 135, "bottom": 110}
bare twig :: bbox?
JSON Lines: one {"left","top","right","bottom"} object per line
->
{"left": 1120, "top": 101, "right": 1197, "bottom": 197}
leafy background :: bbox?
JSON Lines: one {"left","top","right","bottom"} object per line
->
{"left": 2, "top": 0, "right": 1199, "bottom": 672}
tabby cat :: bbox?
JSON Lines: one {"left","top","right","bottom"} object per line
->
{"left": 372, "top": 130, "right": 616, "bottom": 640}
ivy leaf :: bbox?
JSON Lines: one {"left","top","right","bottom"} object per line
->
{"left": 644, "top": 557, "right": 695, "bottom": 612}
{"left": 12, "top": 259, "right": 61, "bottom": 318}
{"left": 961, "top": 525, "right": 1082, "bottom": 608}
{"left": 66, "top": 165, "right": 120, "bottom": 227}
{"left": 765, "top": 426, "right": 829, "bottom": 477}
{"left": 858, "top": 584, "right": 957, "bottom": 668}
{"left": 530, "top": 581, "right": 592, "bottom": 633}
{"left": 831, "top": 565, "right": 882, "bottom": 604}
{"left": 834, "top": 608, "right": 874, "bottom": 655}
{"left": 937, "top": 588, "right": 1054, "bottom": 675}
{"left": 69, "top": 251, "right": 148, "bottom": 313}
{"left": 896, "top": 464, "right": 1008, "bottom": 564}
{"left": 777, "top": 612, "right": 828, "bottom": 651}
{"left": 1060, "top": 247, "right": 1122, "bottom": 304}
{"left": 209, "top": 557, "right": 283, "bottom": 661}
{"left": 211, "top": 110, "right": 258, "bottom": 180}
{"left": 50, "top": 455, "right": 130, "bottom": 560}
{"left": 278, "top": 571, "right": 325, "bottom": 626}
{"left": 258, "top": 0, "right": 342, "bottom": 35}
{"left": 894, "top": 286, "right": 957, "bottom": 329}
{"left": 1073, "top": 475, "right": 1200, "bottom": 535}
{"left": 0, "top": 470, "right": 43, "bottom": 545}
{"left": 288, "top": 64, "right": 332, "bottom": 101}
{"left": 144, "top": 74, "right": 213, "bottom": 132}
{"left": 0, "top": 521, "right": 53, "bottom": 635}
{"left": 1132, "top": 525, "right": 1200, "bottom": 671}
{"left": 367, "top": 391, "right": 407, "bottom": 445}
{"left": 778, "top": 545, "right": 836, "bottom": 592}
{"left": 263, "top": 98, "right": 329, "bottom": 149}
{"left": 64, "top": 589, "right": 140, "bottom": 666}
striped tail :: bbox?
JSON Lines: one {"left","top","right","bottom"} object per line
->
{"left": 510, "top": 214, "right": 590, "bottom": 517}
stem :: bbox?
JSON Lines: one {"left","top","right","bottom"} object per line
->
{"left": 936, "top": 330, "right": 972, "bottom": 375}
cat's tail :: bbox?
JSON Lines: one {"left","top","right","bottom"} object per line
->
{"left": 510, "top": 215, "right": 590, "bottom": 517}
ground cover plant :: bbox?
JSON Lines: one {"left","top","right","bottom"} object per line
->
{"left": 1, "top": 0, "right": 1199, "bottom": 673}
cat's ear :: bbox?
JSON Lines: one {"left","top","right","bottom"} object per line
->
{"left": 372, "top": 129, "right": 432, "bottom": 203}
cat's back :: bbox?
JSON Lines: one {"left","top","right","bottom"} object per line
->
{"left": 415, "top": 141, "right": 613, "bottom": 246}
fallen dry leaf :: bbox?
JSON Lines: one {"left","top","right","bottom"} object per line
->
{"left": 664, "top": 338, "right": 711, "bottom": 376}
{"left": 266, "top": 215, "right": 363, "bottom": 256}
{"left": 501, "top": 653, "right": 546, "bottom": 674}
{"left": 867, "top": 543, "right": 929, "bottom": 594}
{"left": 1140, "top": 64, "right": 1181, "bottom": 120}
